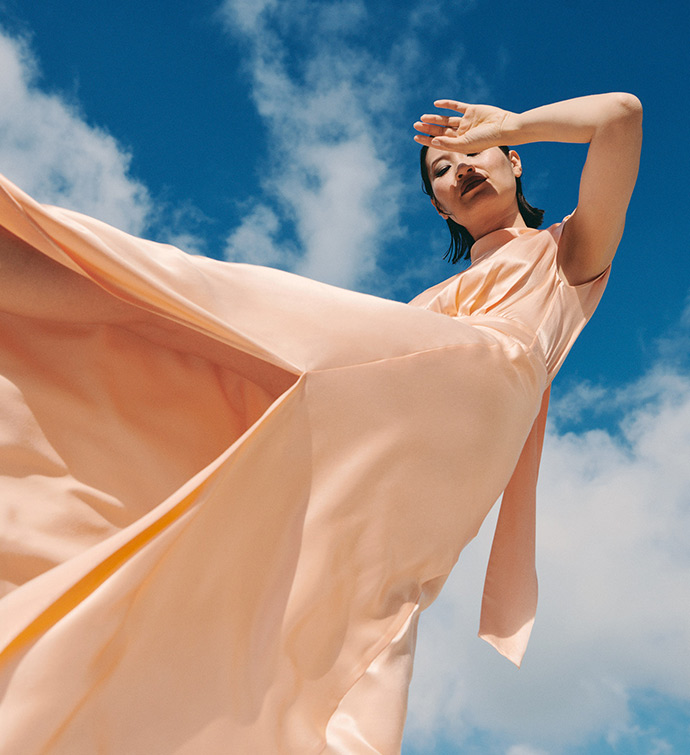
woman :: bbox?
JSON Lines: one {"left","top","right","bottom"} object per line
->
{"left": 0, "top": 93, "right": 641, "bottom": 753}
{"left": 413, "top": 94, "right": 642, "bottom": 286}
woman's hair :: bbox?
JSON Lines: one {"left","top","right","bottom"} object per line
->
{"left": 419, "top": 145, "right": 545, "bottom": 263}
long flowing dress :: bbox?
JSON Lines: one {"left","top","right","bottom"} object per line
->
{"left": 0, "top": 172, "right": 609, "bottom": 754}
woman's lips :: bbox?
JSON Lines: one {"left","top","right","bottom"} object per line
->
{"left": 460, "top": 176, "right": 486, "bottom": 196}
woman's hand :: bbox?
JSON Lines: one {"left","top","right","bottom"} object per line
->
{"left": 413, "top": 101, "right": 518, "bottom": 153}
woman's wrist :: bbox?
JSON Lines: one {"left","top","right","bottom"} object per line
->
{"left": 498, "top": 111, "right": 535, "bottom": 146}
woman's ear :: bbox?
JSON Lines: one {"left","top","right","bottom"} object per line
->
{"left": 431, "top": 197, "right": 450, "bottom": 220}
{"left": 508, "top": 149, "right": 523, "bottom": 178}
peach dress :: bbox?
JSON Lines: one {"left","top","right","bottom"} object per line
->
{"left": 0, "top": 173, "right": 608, "bottom": 754}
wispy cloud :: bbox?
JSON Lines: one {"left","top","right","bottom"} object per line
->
{"left": 405, "top": 304, "right": 690, "bottom": 753}
{"left": 549, "top": 379, "right": 610, "bottom": 426}
{"left": 0, "top": 30, "right": 151, "bottom": 234}
{"left": 218, "top": 0, "right": 401, "bottom": 287}
{"left": 217, "top": 0, "right": 490, "bottom": 290}
{"left": 506, "top": 746, "right": 550, "bottom": 755}
{"left": 224, "top": 203, "right": 298, "bottom": 267}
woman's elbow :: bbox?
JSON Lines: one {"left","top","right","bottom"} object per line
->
{"left": 609, "top": 92, "right": 643, "bottom": 127}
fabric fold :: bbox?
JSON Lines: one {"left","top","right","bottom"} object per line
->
{"left": 478, "top": 386, "right": 550, "bottom": 667}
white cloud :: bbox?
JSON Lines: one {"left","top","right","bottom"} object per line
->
{"left": 0, "top": 30, "right": 151, "bottom": 234}
{"left": 506, "top": 746, "right": 550, "bottom": 755}
{"left": 218, "top": 0, "right": 401, "bottom": 287}
{"left": 217, "top": 0, "right": 491, "bottom": 290}
{"left": 222, "top": 0, "right": 276, "bottom": 34}
{"left": 225, "top": 203, "right": 298, "bottom": 267}
{"left": 549, "top": 379, "right": 609, "bottom": 426}
{"left": 405, "top": 346, "right": 690, "bottom": 751}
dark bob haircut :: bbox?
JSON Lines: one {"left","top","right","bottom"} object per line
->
{"left": 420, "top": 145, "right": 545, "bottom": 264}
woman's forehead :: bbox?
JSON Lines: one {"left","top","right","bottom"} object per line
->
{"left": 425, "top": 146, "right": 448, "bottom": 162}
{"left": 425, "top": 146, "right": 505, "bottom": 169}
{"left": 425, "top": 146, "right": 454, "bottom": 170}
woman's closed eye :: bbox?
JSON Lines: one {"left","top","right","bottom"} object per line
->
{"left": 434, "top": 153, "right": 480, "bottom": 178}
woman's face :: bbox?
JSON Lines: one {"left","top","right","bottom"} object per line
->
{"left": 425, "top": 147, "right": 525, "bottom": 239}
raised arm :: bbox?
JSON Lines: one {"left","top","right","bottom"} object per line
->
{"left": 414, "top": 93, "right": 643, "bottom": 285}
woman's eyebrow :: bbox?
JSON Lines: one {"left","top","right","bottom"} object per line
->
{"left": 430, "top": 155, "right": 450, "bottom": 171}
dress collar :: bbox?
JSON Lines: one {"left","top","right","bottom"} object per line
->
{"left": 470, "top": 226, "right": 539, "bottom": 263}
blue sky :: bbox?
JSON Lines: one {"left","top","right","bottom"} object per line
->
{"left": 0, "top": 0, "right": 688, "bottom": 752}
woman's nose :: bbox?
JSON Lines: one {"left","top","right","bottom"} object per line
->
{"left": 455, "top": 162, "right": 475, "bottom": 181}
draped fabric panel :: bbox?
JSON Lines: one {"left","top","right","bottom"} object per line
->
{"left": 0, "top": 174, "right": 607, "bottom": 753}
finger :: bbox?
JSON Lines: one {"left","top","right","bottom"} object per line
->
{"left": 413, "top": 133, "right": 465, "bottom": 150}
{"left": 433, "top": 99, "right": 469, "bottom": 113}
{"left": 413, "top": 134, "right": 437, "bottom": 147}
{"left": 419, "top": 114, "right": 462, "bottom": 130}
{"left": 419, "top": 114, "right": 451, "bottom": 125}
{"left": 427, "top": 135, "right": 473, "bottom": 152}
{"left": 413, "top": 121, "right": 453, "bottom": 137}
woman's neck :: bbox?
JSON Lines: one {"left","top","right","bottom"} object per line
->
{"left": 470, "top": 207, "right": 527, "bottom": 243}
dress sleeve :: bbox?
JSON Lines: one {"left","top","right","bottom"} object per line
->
{"left": 538, "top": 219, "right": 611, "bottom": 380}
